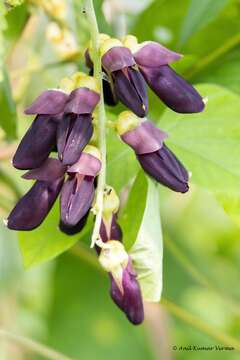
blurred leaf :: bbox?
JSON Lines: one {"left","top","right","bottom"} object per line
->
{"left": 5, "top": 3, "right": 28, "bottom": 50}
{"left": 119, "top": 171, "right": 148, "bottom": 250}
{"left": 0, "top": 1, "right": 7, "bottom": 81}
{"left": 46, "top": 252, "right": 153, "bottom": 360}
{"left": 106, "top": 127, "right": 138, "bottom": 192}
{"left": 160, "top": 84, "right": 240, "bottom": 193}
{"left": 215, "top": 192, "right": 240, "bottom": 227}
{"left": 18, "top": 202, "right": 82, "bottom": 268}
{"left": 130, "top": 178, "right": 163, "bottom": 302}
{"left": 179, "top": 0, "right": 230, "bottom": 45}
{"left": 0, "top": 66, "right": 17, "bottom": 140}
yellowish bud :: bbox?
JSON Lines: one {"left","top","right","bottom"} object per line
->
{"left": 103, "top": 186, "right": 120, "bottom": 217}
{"left": 83, "top": 145, "right": 101, "bottom": 161}
{"left": 100, "top": 38, "right": 123, "bottom": 57}
{"left": 71, "top": 72, "right": 100, "bottom": 93}
{"left": 116, "top": 111, "right": 141, "bottom": 135}
{"left": 59, "top": 77, "right": 75, "bottom": 93}
{"left": 88, "top": 33, "right": 111, "bottom": 60}
{"left": 122, "top": 35, "right": 139, "bottom": 53}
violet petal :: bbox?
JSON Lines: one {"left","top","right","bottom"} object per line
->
{"left": 22, "top": 158, "right": 66, "bottom": 181}
{"left": 59, "top": 210, "right": 90, "bottom": 235}
{"left": 134, "top": 41, "right": 182, "bottom": 68}
{"left": 121, "top": 120, "right": 168, "bottom": 154}
{"left": 7, "top": 178, "right": 63, "bottom": 231}
{"left": 68, "top": 152, "right": 101, "bottom": 177}
{"left": 12, "top": 115, "right": 58, "bottom": 170}
{"left": 25, "top": 90, "right": 68, "bottom": 115}
{"left": 137, "top": 144, "right": 189, "bottom": 193}
{"left": 60, "top": 175, "right": 94, "bottom": 226}
{"left": 139, "top": 64, "right": 205, "bottom": 113}
{"left": 64, "top": 88, "right": 100, "bottom": 115}
{"left": 102, "top": 46, "right": 135, "bottom": 73}
{"left": 113, "top": 68, "right": 148, "bottom": 117}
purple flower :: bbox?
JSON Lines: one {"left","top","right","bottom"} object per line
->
{"left": 24, "top": 89, "right": 68, "bottom": 115}
{"left": 134, "top": 41, "right": 205, "bottom": 113}
{"left": 101, "top": 45, "right": 148, "bottom": 117}
{"left": 57, "top": 87, "right": 100, "bottom": 165}
{"left": 7, "top": 158, "right": 66, "bottom": 230}
{"left": 117, "top": 112, "right": 189, "bottom": 193}
{"left": 97, "top": 187, "right": 144, "bottom": 325}
{"left": 60, "top": 147, "right": 101, "bottom": 226}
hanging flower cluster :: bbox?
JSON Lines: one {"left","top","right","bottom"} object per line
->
{"left": 7, "top": 33, "right": 205, "bottom": 325}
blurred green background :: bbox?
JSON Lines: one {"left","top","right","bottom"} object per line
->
{"left": 1, "top": 0, "right": 240, "bottom": 359}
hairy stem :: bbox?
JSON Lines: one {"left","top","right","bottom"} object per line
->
{"left": 0, "top": 329, "right": 72, "bottom": 360}
{"left": 84, "top": 0, "right": 107, "bottom": 247}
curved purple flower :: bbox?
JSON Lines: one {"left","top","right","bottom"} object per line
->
{"left": 101, "top": 45, "right": 148, "bottom": 117}
{"left": 57, "top": 87, "right": 100, "bottom": 165}
{"left": 134, "top": 41, "right": 205, "bottom": 113}
{"left": 117, "top": 112, "right": 189, "bottom": 193}
{"left": 7, "top": 158, "right": 66, "bottom": 230}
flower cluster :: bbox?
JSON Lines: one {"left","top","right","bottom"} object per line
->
{"left": 7, "top": 33, "right": 206, "bottom": 326}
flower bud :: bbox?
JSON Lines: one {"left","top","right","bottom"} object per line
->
{"left": 25, "top": 90, "right": 68, "bottom": 115}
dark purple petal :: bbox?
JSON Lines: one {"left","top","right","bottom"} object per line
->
{"left": 64, "top": 88, "right": 100, "bottom": 115}
{"left": 96, "top": 214, "right": 122, "bottom": 254}
{"left": 134, "top": 41, "right": 182, "bottom": 68}
{"left": 102, "top": 46, "right": 135, "bottom": 73}
{"left": 110, "top": 260, "right": 144, "bottom": 325}
{"left": 57, "top": 114, "right": 93, "bottom": 166}
{"left": 25, "top": 90, "right": 68, "bottom": 115}
{"left": 137, "top": 144, "right": 189, "bottom": 193}
{"left": 22, "top": 158, "right": 66, "bottom": 181}
{"left": 60, "top": 175, "right": 94, "bottom": 226}
{"left": 139, "top": 64, "right": 205, "bottom": 113}
{"left": 12, "top": 115, "right": 58, "bottom": 170}
{"left": 68, "top": 153, "right": 101, "bottom": 177}
{"left": 59, "top": 210, "right": 90, "bottom": 235}
{"left": 113, "top": 68, "right": 148, "bottom": 117}
{"left": 56, "top": 113, "right": 72, "bottom": 161}
{"left": 121, "top": 120, "right": 168, "bottom": 154}
{"left": 7, "top": 178, "right": 63, "bottom": 231}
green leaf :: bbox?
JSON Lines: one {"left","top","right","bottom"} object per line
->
{"left": 130, "top": 178, "right": 163, "bottom": 302}
{"left": 18, "top": 202, "right": 84, "bottom": 268}
{"left": 46, "top": 252, "right": 153, "bottom": 359}
{"left": 160, "top": 84, "right": 240, "bottom": 192}
{"left": 119, "top": 171, "right": 148, "bottom": 250}
{"left": 179, "top": 0, "right": 230, "bottom": 45}
{"left": 0, "top": 66, "right": 17, "bottom": 140}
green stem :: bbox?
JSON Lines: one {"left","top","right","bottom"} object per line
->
{"left": 162, "top": 298, "right": 240, "bottom": 351}
{"left": 0, "top": 329, "right": 73, "bottom": 360}
{"left": 84, "top": 0, "right": 107, "bottom": 247}
{"left": 185, "top": 33, "right": 240, "bottom": 79}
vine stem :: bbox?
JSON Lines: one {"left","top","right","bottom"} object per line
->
{"left": 0, "top": 329, "right": 73, "bottom": 360}
{"left": 84, "top": 0, "right": 107, "bottom": 248}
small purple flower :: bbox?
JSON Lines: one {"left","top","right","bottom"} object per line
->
{"left": 7, "top": 158, "right": 66, "bottom": 230}
{"left": 117, "top": 112, "right": 189, "bottom": 193}
{"left": 97, "top": 187, "right": 144, "bottom": 325}
{"left": 60, "top": 147, "right": 101, "bottom": 226}
{"left": 57, "top": 87, "right": 100, "bottom": 165}
{"left": 134, "top": 41, "right": 205, "bottom": 113}
{"left": 101, "top": 43, "right": 148, "bottom": 117}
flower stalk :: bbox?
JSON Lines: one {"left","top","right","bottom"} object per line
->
{"left": 84, "top": 0, "right": 107, "bottom": 247}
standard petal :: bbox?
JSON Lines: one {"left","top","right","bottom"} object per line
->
{"left": 139, "top": 65, "right": 205, "bottom": 113}
{"left": 64, "top": 88, "right": 100, "bottom": 115}
{"left": 25, "top": 90, "right": 68, "bottom": 115}
{"left": 102, "top": 46, "right": 135, "bottom": 73}
{"left": 134, "top": 41, "right": 182, "bottom": 67}
{"left": 137, "top": 144, "right": 189, "bottom": 193}
{"left": 121, "top": 120, "right": 168, "bottom": 154}
{"left": 12, "top": 115, "right": 58, "bottom": 170}
{"left": 7, "top": 178, "right": 63, "bottom": 231}
{"left": 68, "top": 152, "right": 101, "bottom": 177}
{"left": 113, "top": 68, "right": 147, "bottom": 117}
{"left": 60, "top": 115, "right": 93, "bottom": 166}
{"left": 60, "top": 175, "right": 95, "bottom": 226}
{"left": 22, "top": 158, "right": 66, "bottom": 181}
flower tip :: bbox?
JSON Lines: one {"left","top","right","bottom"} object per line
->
{"left": 203, "top": 96, "right": 208, "bottom": 105}
{"left": 100, "top": 38, "right": 123, "bottom": 57}
{"left": 3, "top": 218, "right": 8, "bottom": 227}
{"left": 116, "top": 111, "right": 141, "bottom": 136}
